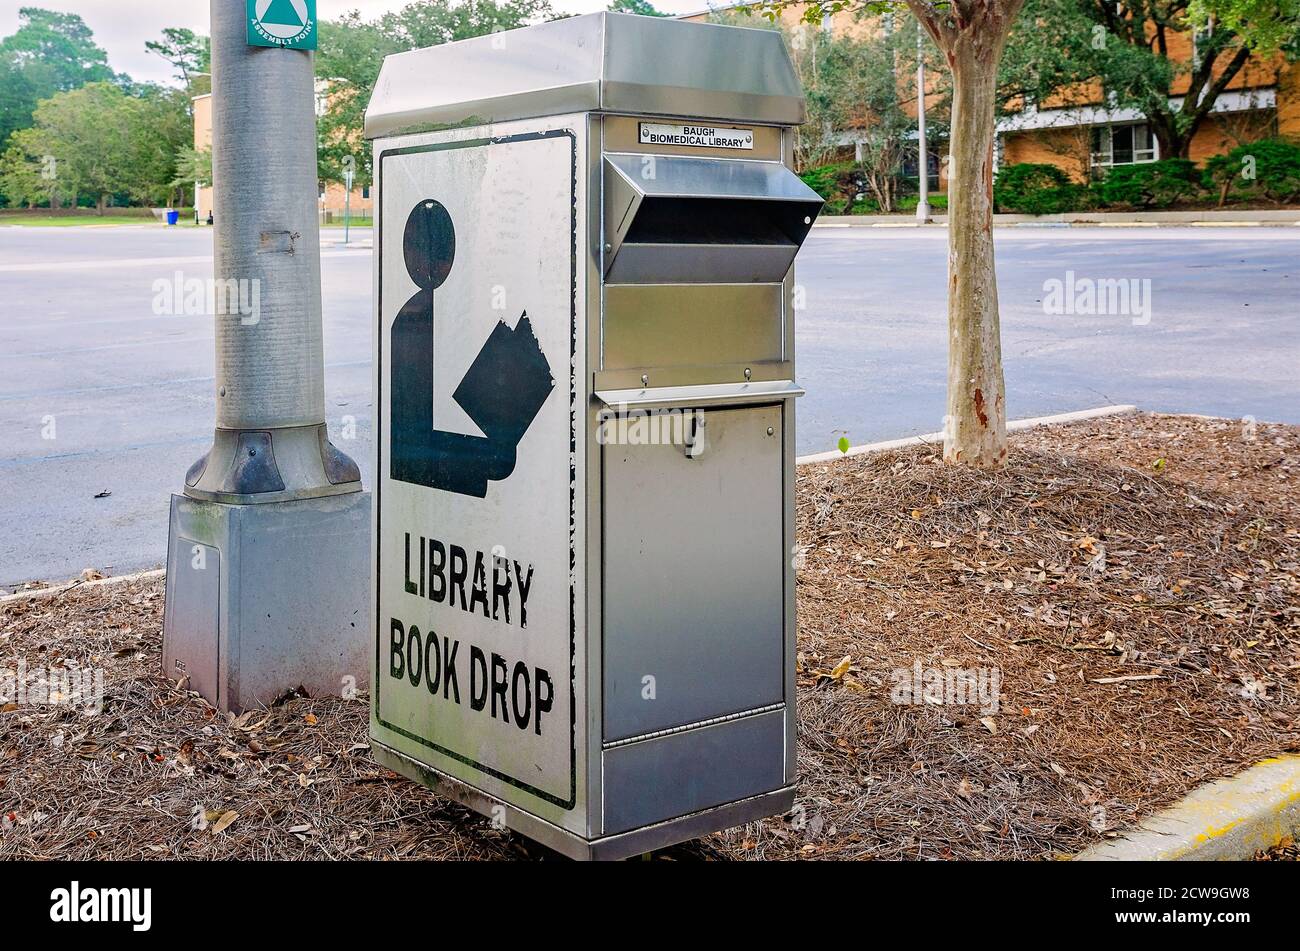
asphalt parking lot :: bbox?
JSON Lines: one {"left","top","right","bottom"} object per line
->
{"left": 1, "top": 223, "right": 1297, "bottom": 585}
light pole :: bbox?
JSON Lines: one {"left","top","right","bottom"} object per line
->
{"left": 343, "top": 163, "right": 353, "bottom": 245}
{"left": 916, "top": 27, "right": 931, "bottom": 223}
{"left": 162, "top": 0, "right": 370, "bottom": 713}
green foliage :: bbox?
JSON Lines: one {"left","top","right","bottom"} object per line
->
{"left": 145, "top": 27, "right": 211, "bottom": 97}
{"left": 993, "top": 163, "right": 1088, "bottom": 214}
{"left": 316, "top": 13, "right": 402, "bottom": 189}
{"left": 897, "top": 193, "right": 947, "bottom": 212}
{"left": 1095, "top": 158, "right": 1201, "bottom": 209}
{"left": 998, "top": 0, "right": 1300, "bottom": 159}
{"left": 0, "top": 129, "right": 73, "bottom": 207}
{"left": 171, "top": 144, "right": 213, "bottom": 190}
{"left": 798, "top": 162, "right": 950, "bottom": 215}
{"left": 607, "top": 0, "right": 669, "bottom": 15}
{"left": 798, "top": 162, "right": 868, "bottom": 214}
{"left": 376, "top": 0, "right": 554, "bottom": 48}
{"left": 0, "top": 81, "right": 189, "bottom": 210}
{"left": 1188, "top": 0, "right": 1300, "bottom": 55}
{"left": 744, "top": 11, "right": 928, "bottom": 210}
{"left": 1203, "top": 138, "right": 1300, "bottom": 204}
{"left": 315, "top": 1, "right": 553, "bottom": 188}
{"left": 799, "top": 161, "right": 854, "bottom": 201}
{"left": 0, "top": 7, "right": 116, "bottom": 150}
{"left": 996, "top": 0, "right": 1106, "bottom": 115}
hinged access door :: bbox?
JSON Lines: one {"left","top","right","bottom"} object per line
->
{"left": 601, "top": 404, "right": 786, "bottom": 742}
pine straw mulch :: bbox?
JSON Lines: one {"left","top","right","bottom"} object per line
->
{"left": 1, "top": 413, "right": 1296, "bottom": 861}
{"left": 1256, "top": 837, "right": 1298, "bottom": 860}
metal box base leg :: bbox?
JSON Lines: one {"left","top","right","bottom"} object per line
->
{"left": 162, "top": 491, "right": 371, "bottom": 712}
{"left": 371, "top": 739, "right": 793, "bottom": 860}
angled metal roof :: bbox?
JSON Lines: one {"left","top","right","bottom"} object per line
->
{"left": 364, "top": 12, "right": 805, "bottom": 139}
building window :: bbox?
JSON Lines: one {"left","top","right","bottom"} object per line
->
{"left": 1091, "top": 123, "right": 1157, "bottom": 173}
{"left": 362, "top": 186, "right": 370, "bottom": 199}
{"left": 900, "top": 145, "right": 941, "bottom": 190}
{"left": 1192, "top": 23, "right": 1214, "bottom": 71}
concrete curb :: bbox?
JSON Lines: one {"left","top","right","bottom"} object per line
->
{"left": 0, "top": 567, "right": 165, "bottom": 604}
{"left": 1075, "top": 756, "right": 1300, "bottom": 861}
{"left": 815, "top": 210, "right": 1300, "bottom": 228}
{"left": 796, "top": 404, "right": 1138, "bottom": 466}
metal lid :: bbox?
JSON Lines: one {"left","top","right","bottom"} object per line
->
{"left": 364, "top": 12, "right": 805, "bottom": 139}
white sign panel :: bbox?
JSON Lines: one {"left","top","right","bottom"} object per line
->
{"left": 375, "top": 129, "right": 577, "bottom": 808}
{"left": 639, "top": 122, "right": 754, "bottom": 150}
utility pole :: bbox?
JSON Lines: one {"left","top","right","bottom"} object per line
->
{"left": 916, "top": 26, "right": 931, "bottom": 223}
{"left": 162, "top": 0, "right": 370, "bottom": 713}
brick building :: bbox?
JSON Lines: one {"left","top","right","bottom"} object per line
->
{"left": 191, "top": 89, "right": 371, "bottom": 224}
{"left": 681, "top": 3, "right": 1299, "bottom": 184}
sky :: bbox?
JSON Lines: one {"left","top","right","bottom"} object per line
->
{"left": 0, "top": 0, "right": 714, "bottom": 86}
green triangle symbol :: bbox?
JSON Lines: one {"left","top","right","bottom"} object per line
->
{"left": 262, "top": 0, "right": 304, "bottom": 27}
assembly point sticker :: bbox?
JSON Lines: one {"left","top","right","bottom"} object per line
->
{"left": 247, "top": 0, "right": 317, "bottom": 50}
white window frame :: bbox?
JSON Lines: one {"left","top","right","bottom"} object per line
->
{"left": 1090, "top": 121, "right": 1159, "bottom": 172}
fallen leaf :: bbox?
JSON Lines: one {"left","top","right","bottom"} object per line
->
{"left": 211, "top": 810, "right": 239, "bottom": 834}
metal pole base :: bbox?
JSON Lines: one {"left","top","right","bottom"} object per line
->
{"left": 183, "top": 422, "right": 361, "bottom": 504}
{"left": 162, "top": 490, "right": 371, "bottom": 712}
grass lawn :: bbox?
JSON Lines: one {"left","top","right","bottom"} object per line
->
{"left": 0, "top": 215, "right": 175, "bottom": 227}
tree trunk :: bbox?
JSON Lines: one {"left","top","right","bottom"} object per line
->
{"left": 96, "top": 194, "right": 108, "bottom": 216}
{"left": 1150, "top": 114, "right": 1190, "bottom": 160}
{"left": 943, "top": 37, "right": 1007, "bottom": 467}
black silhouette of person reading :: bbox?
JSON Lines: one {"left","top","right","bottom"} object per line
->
{"left": 390, "top": 199, "right": 555, "bottom": 498}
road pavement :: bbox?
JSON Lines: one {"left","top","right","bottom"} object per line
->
{"left": 1, "top": 223, "right": 1296, "bottom": 585}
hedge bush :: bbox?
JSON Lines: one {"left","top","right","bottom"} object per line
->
{"left": 798, "top": 162, "right": 861, "bottom": 214}
{"left": 799, "top": 162, "right": 854, "bottom": 203}
{"left": 803, "top": 146, "right": 1298, "bottom": 217}
{"left": 1094, "top": 158, "right": 1201, "bottom": 209}
{"left": 993, "top": 163, "right": 1088, "bottom": 215}
{"left": 1203, "top": 138, "right": 1300, "bottom": 205}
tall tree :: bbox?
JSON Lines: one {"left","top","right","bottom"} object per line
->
{"left": 315, "top": 12, "right": 403, "bottom": 189}
{"left": 0, "top": 7, "right": 115, "bottom": 149}
{"left": 1088, "top": 0, "right": 1287, "bottom": 158}
{"left": 376, "top": 0, "right": 554, "bottom": 47}
{"left": 145, "top": 27, "right": 211, "bottom": 98}
{"left": 768, "top": 0, "right": 1295, "bottom": 467}
{"left": 2, "top": 81, "right": 189, "bottom": 212}
{"left": 767, "top": 0, "right": 1025, "bottom": 466}
{"left": 1000, "top": 0, "right": 1300, "bottom": 160}
{"left": 0, "top": 127, "right": 74, "bottom": 208}
{"left": 314, "top": 1, "right": 554, "bottom": 189}
{"left": 608, "top": 0, "right": 670, "bottom": 15}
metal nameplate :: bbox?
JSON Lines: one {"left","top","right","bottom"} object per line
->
{"left": 638, "top": 122, "right": 754, "bottom": 150}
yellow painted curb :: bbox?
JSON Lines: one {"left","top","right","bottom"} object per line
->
{"left": 1075, "top": 756, "right": 1300, "bottom": 861}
